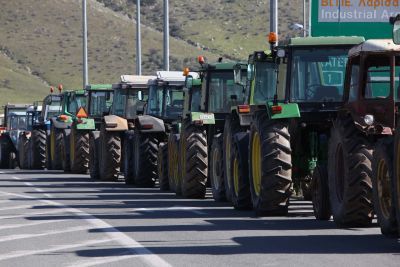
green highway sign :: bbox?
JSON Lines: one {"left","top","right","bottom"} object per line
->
{"left": 311, "top": 0, "right": 399, "bottom": 38}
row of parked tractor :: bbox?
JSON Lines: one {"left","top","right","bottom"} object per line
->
{"left": 1, "top": 19, "right": 400, "bottom": 238}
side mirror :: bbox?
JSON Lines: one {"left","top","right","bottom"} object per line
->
{"left": 234, "top": 64, "right": 244, "bottom": 86}
{"left": 390, "top": 15, "right": 400, "bottom": 44}
{"left": 394, "top": 20, "right": 400, "bottom": 45}
{"left": 185, "top": 76, "right": 193, "bottom": 89}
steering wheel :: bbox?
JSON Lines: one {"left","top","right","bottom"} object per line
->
{"left": 306, "top": 84, "right": 321, "bottom": 100}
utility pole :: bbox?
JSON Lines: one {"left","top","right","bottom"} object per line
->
{"left": 136, "top": 0, "right": 142, "bottom": 75}
{"left": 270, "top": 0, "right": 278, "bottom": 44}
{"left": 163, "top": 0, "right": 170, "bottom": 71}
{"left": 303, "top": 0, "right": 307, "bottom": 37}
{"left": 82, "top": 0, "right": 88, "bottom": 88}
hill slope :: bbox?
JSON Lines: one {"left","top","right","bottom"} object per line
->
{"left": 0, "top": 0, "right": 304, "bottom": 106}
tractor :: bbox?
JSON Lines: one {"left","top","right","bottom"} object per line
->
{"left": 65, "top": 84, "right": 113, "bottom": 174}
{"left": 327, "top": 35, "right": 400, "bottom": 235}
{"left": 0, "top": 103, "right": 30, "bottom": 169}
{"left": 18, "top": 104, "right": 43, "bottom": 169}
{"left": 48, "top": 88, "right": 86, "bottom": 171}
{"left": 124, "top": 71, "right": 188, "bottom": 188}
{"left": 93, "top": 75, "right": 155, "bottom": 181}
{"left": 172, "top": 58, "right": 247, "bottom": 198}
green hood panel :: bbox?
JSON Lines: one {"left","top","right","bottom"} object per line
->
{"left": 267, "top": 102, "right": 300, "bottom": 119}
{"left": 190, "top": 112, "right": 215, "bottom": 125}
{"left": 75, "top": 118, "right": 95, "bottom": 130}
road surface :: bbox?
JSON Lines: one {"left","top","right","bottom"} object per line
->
{"left": 0, "top": 169, "right": 398, "bottom": 267}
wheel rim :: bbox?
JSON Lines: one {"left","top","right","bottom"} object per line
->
{"left": 334, "top": 143, "right": 345, "bottom": 202}
{"left": 212, "top": 146, "right": 221, "bottom": 190}
{"left": 377, "top": 158, "right": 392, "bottom": 220}
{"left": 173, "top": 141, "right": 179, "bottom": 185}
{"left": 251, "top": 131, "right": 262, "bottom": 196}
{"left": 233, "top": 153, "right": 240, "bottom": 196}
{"left": 180, "top": 138, "right": 186, "bottom": 187}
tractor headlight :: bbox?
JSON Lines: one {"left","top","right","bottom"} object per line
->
{"left": 364, "top": 114, "right": 374, "bottom": 126}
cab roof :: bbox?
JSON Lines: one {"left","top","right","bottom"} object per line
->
{"left": 151, "top": 71, "right": 199, "bottom": 86}
{"left": 288, "top": 36, "right": 365, "bottom": 46}
{"left": 349, "top": 39, "right": 400, "bottom": 56}
{"left": 120, "top": 75, "right": 156, "bottom": 85}
{"left": 204, "top": 62, "right": 246, "bottom": 70}
{"left": 85, "top": 84, "right": 113, "bottom": 90}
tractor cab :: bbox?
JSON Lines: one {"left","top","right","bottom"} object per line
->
{"left": 85, "top": 84, "right": 113, "bottom": 128}
{"left": 342, "top": 39, "right": 400, "bottom": 134}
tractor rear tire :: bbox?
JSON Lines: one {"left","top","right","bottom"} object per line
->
{"left": 70, "top": 128, "right": 89, "bottom": 174}
{"left": 123, "top": 131, "right": 135, "bottom": 185}
{"left": 31, "top": 129, "right": 46, "bottom": 170}
{"left": 99, "top": 127, "right": 121, "bottom": 181}
{"left": 249, "top": 112, "right": 292, "bottom": 216}
{"left": 50, "top": 125, "right": 63, "bottom": 170}
{"left": 328, "top": 117, "right": 373, "bottom": 227}
{"left": 372, "top": 139, "right": 397, "bottom": 236}
{"left": 89, "top": 132, "right": 100, "bottom": 180}
{"left": 168, "top": 134, "right": 180, "bottom": 194}
{"left": 0, "top": 139, "right": 10, "bottom": 168}
{"left": 210, "top": 135, "right": 226, "bottom": 202}
{"left": 45, "top": 131, "right": 52, "bottom": 170}
{"left": 223, "top": 115, "right": 242, "bottom": 202}
{"left": 180, "top": 119, "right": 207, "bottom": 199}
{"left": 393, "top": 127, "right": 400, "bottom": 237}
{"left": 18, "top": 134, "right": 30, "bottom": 169}
{"left": 133, "top": 132, "right": 159, "bottom": 187}
{"left": 61, "top": 130, "right": 71, "bottom": 172}
{"left": 312, "top": 164, "right": 331, "bottom": 220}
{"left": 158, "top": 142, "right": 169, "bottom": 191}
{"left": 230, "top": 133, "right": 252, "bottom": 210}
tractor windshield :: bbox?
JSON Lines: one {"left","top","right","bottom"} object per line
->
{"left": 252, "top": 61, "right": 279, "bottom": 104}
{"left": 190, "top": 85, "right": 201, "bottom": 112}
{"left": 148, "top": 85, "right": 184, "bottom": 120}
{"left": 8, "top": 115, "right": 26, "bottom": 130}
{"left": 112, "top": 88, "right": 148, "bottom": 119}
{"left": 207, "top": 71, "right": 244, "bottom": 113}
{"left": 67, "top": 94, "right": 87, "bottom": 114}
{"left": 361, "top": 55, "right": 400, "bottom": 100}
{"left": 290, "top": 47, "right": 349, "bottom": 102}
{"left": 88, "top": 91, "right": 114, "bottom": 117}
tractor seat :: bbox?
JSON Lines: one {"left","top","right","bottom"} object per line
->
{"left": 312, "top": 85, "right": 340, "bottom": 101}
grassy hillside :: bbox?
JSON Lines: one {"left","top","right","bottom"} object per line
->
{"left": 0, "top": 0, "right": 305, "bottom": 106}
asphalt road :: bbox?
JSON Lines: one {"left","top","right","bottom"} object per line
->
{"left": 0, "top": 169, "right": 398, "bottom": 267}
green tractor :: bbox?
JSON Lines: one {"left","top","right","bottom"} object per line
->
{"left": 48, "top": 87, "right": 87, "bottom": 171}
{"left": 93, "top": 75, "right": 154, "bottom": 181}
{"left": 65, "top": 84, "right": 113, "bottom": 174}
{"left": 327, "top": 36, "right": 400, "bottom": 235}
{"left": 172, "top": 58, "right": 247, "bottom": 199}
{"left": 125, "top": 71, "right": 187, "bottom": 188}
{"left": 227, "top": 47, "right": 300, "bottom": 213}
{"left": 0, "top": 104, "right": 30, "bottom": 169}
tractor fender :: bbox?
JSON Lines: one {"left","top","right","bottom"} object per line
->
{"left": 50, "top": 117, "right": 71, "bottom": 129}
{"left": 232, "top": 132, "right": 249, "bottom": 173}
{"left": 136, "top": 115, "right": 165, "bottom": 133}
{"left": 103, "top": 115, "right": 128, "bottom": 132}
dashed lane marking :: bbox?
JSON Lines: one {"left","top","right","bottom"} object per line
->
{"left": 0, "top": 208, "right": 72, "bottom": 220}
{"left": 0, "top": 225, "right": 92, "bottom": 243}
{"left": 0, "top": 180, "right": 172, "bottom": 267}
{"left": 0, "top": 238, "right": 114, "bottom": 261}
{"left": 0, "top": 219, "right": 69, "bottom": 231}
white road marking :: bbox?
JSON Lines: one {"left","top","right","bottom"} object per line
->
{"left": 0, "top": 225, "right": 92, "bottom": 243}
{"left": 12, "top": 176, "right": 21, "bottom": 180}
{"left": 0, "top": 208, "right": 70, "bottom": 220}
{"left": 134, "top": 206, "right": 206, "bottom": 215}
{"left": 66, "top": 254, "right": 140, "bottom": 267}
{"left": 0, "top": 238, "right": 113, "bottom": 261}
{"left": 0, "top": 204, "right": 38, "bottom": 211}
{"left": 0, "top": 200, "right": 12, "bottom": 204}
{"left": 0, "top": 219, "right": 69, "bottom": 231}
{"left": 0, "top": 188, "right": 172, "bottom": 267}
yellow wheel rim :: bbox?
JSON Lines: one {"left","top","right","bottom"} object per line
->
{"left": 179, "top": 138, "right": 185, "bottom": 186}
{"left": 251, "top": 131, "right": 262, "bottom": 196}
{"left": 173, "top": 142, "right": 179, "bottom": 183}
{"left": 233, "top": 155, "right": 239, "bottom": 196}
{"left": 377, "top": 158, "right": 392, "bottom": 219}
{"left": 226, "top": 136, "right": 231, "bottom": 189}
